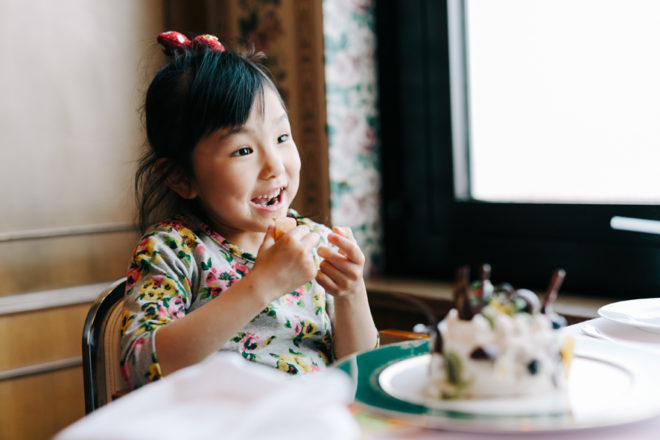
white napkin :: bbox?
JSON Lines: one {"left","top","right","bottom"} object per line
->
{"left": 56, "top": 353, "right": 360, "bottom": 440}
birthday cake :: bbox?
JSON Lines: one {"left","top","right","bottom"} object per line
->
{"left": 430, "top": 265, "right": 574, "bottom": 399}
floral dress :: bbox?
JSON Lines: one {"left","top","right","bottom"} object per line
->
{"left": 119, "top": 210, "right": 335, "bottom": 389}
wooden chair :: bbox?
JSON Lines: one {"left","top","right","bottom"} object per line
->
{"left": 82, "top": 278, "right": 128, "bottom": 414}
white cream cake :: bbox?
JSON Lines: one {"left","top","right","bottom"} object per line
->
{"left": 429, "top": 266, "right": 574, "bottom": 399}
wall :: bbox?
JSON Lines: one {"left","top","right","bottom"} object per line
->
{"left": 0, "top": 0, "right": 164, "bottom": 295}
{"left": 0, "top": 1, "right": 163, "bottom": 439}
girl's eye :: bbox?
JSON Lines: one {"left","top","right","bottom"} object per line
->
{"left": 277, "top": 134, "right": 289, "bottom": 144}
{"left": 232, "top": 146, "right": 253, "bottom": 157}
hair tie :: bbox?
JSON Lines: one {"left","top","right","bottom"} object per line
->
{"left": 157, "top": 31, "right": 191, "bottom": 56}
{"left": 192, "top": 34, "right": 225, "bottom": 52}
{"left": 157, "top": 31, "right": 225, "bottom": 56}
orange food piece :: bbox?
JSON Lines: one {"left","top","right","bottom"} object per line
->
{"left": 273, "top": 217, "right": 297, "bottom": 240}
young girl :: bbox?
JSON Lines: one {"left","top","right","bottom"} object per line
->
{"left": 119, "top": 31, "right": 379, "bottom": 389}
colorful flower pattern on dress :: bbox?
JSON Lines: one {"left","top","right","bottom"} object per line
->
{"left": 270, "top": 348, "right": 321, "bottom": 375}
{"left": 231, "top": 331, "right": 277, "bottom": 361}
{"left": 119, "top": 211, "right": 336, "bottom": 389}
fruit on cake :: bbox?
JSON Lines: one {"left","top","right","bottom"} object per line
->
{"left": 430, "top": 265, "right": 574, "bottom": 399}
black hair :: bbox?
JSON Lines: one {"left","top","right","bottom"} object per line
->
{"left": 135, "top": 39, "right": 281, "bottom": 232}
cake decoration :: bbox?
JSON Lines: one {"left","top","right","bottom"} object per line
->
{"left": 429, "top": 265, "right": 574, "bottom": 399}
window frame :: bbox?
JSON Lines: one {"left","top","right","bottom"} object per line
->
{"left": 377, "top": 0, "right": 660, "bottom": 299}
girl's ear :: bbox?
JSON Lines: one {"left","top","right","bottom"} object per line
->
{"left": 156, "top": 158, "right": 198, "bottom": 200}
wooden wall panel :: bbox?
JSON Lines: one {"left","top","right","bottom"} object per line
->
{"left": 0, "top": 303, "right": 91, "bottom": 439}
{"left": 0, "top": 304, "right": 90, "bottom": 370}
{"left": 0, "top": 2, "right": 162, "bottom": 439}
{"left": 0, "top": 233, "right": 137, "bottom": 297}
{"left": 0, "top": 367, "right": 85, "bottom": 440}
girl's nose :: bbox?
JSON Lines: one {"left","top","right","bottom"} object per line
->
{"left": 260, "top": 146, "right": 285, "bottom": 179}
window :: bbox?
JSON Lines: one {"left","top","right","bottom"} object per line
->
{"left": 378, "top": 0, "right": 660, "bottom": 298}
{"left": 452, "top": 0, "right": 660, "bottom": 205}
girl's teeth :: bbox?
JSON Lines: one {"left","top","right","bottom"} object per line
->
{"left": 253, "top": 188, "right": 282, "bottom": 206}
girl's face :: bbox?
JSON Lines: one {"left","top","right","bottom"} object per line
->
{"left": 179, "top": 86, "right": 301, "bottom": 252}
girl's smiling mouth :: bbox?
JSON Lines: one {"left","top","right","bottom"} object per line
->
{"left": 251, "top": 187, "right": 285, "bottom": 210}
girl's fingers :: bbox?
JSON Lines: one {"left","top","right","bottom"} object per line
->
{"left": 320, "top": 258, "right": 356, "bottom": 284}
{"left": 326, "top": 232, "right": 365, "bottom": 265}
{"left": 286, "top": 224, "right": 310, "bottom": 239}
{"left": 315, "top": 269, "right": 339, "bottom": 295}
{"left": 274, "top": 224, "right": 319, "bottom": 251}
{"left": 317, "top": 246, "right": 351, "bottom": 275}
{"left": 331, "top": 226, "right": 353, "bottom": 257}
{"left": 301, "top": 230, "right": 321, "bottom": 248}
{"left": 257, "top": 226, "right": 276, "bottom": 256}
{"left": 317, "top": 226, "right": 365, "bottom": 296}
{"left": 332, "top": 225, "right": 353, "bottom": 239}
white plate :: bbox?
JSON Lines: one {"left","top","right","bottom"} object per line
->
{"left": 598, "top": 298, "right": 660, "bottom": 333}
{"left": 375, "top": 338, "right": 660, "bottom": 432}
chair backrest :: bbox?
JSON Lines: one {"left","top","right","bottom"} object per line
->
{"left": 82, "top": 278, "right": 128, "bottom": 414}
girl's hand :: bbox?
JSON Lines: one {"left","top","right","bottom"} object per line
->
{"left": 315, "top": 226, "right": 366, "bottom": 298}
{"left": 251, "top": 225, "right": 320, "bottom": 301}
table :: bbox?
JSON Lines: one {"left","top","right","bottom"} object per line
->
{"left": 56, "top": 317, "right": 660, "bottom": 440}
{"left": 355, "top": 317, "right": 660, "bottom": 439}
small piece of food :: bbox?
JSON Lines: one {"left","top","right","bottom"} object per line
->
{"left": 273, "top": 217, "right": 297, "bottom": 240}
{"left": 430, "top": 265, "right": 574, "bottom": 399}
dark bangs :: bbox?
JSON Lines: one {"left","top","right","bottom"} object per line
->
{"left": 145, "top": 49, "right": 269, "bottom": 168}
{"left": 188, "top": 50, "right": 267, "bottom": 144}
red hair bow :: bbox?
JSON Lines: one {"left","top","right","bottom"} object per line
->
{"left": 192, "top": 34, "right": 225, "bottom": 52}
{"left": 157, "top": 31, "right": 225, "bottom": 55}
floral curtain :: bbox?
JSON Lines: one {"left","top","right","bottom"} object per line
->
{"left": 322, "top": 0, "right": 382, "bottom": 276}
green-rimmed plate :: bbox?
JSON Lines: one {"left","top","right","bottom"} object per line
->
{"left": 334, "top": 338, "right": 660, "bottom": 433}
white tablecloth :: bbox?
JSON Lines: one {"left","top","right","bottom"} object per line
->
{"left": 55, "top": 353, "right": 360, "bottom": 440}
